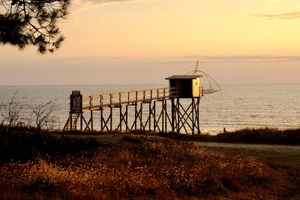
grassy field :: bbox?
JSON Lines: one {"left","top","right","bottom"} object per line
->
{"left": 194, "top": 142, "right": 300, "bottom": 200}
{"left": 0, "top": 126, "right": 299, "bottom": 199}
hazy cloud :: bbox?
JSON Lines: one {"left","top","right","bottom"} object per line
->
{"left": 257, "top": 11, "right": 300, "bottom": 19}
{"left": 75, "top": 0, "right": 138, "bottom": 6}
{"left": 72, "top": 0, "right": 143, "bottom": 15}
{"left": 84, "top": 0, "right": 136, "bottom": 3}
{"left": 168, "top": 55, "right": 300, "bottom": 64}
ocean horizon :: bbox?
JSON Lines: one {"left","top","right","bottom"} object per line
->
{"left": 0, "top": 83, "right": 299, "bottom": 134}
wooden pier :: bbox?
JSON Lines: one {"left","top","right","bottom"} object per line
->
{"left": 63, "top": 87, "right": 202, "bottom": 134}
{"left": 63, "top": 62, "right": 222, "bottom": 135}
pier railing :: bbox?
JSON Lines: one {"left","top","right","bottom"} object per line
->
{"left": 81, "top": 87, "right": 176, "bottom": 111}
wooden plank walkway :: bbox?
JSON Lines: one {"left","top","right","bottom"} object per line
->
{"left": 81, "top": 87, "right": 176, "bottom": 111}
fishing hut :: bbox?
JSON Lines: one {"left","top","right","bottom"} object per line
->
{"left": 63, "top": 61, "right": 220, "bottom": 134}
{"left": 166, "top": 75, "right": 202, "bottom": 98}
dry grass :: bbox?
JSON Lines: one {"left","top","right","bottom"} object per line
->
{"left": 0, "top": 126, "right": 293, "bottom": 199}
{"left": 0, "top": 135, "right": 282, "bottom": 199}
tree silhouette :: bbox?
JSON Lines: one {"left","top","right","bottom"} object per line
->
{"left": 0, "top": 0, "right": 70, "bottom": 54}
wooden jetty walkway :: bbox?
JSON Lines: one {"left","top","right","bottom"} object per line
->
{"left": 63, "top": 87, "right": 202, "bottom": 134}
{"left": 63, "top": 64, "right": 220, "bottom": 134}
{"left": 81, "top": 87, "right": 175, "bottom": 111}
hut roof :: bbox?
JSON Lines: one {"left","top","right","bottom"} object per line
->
{"left": 165, "top": 75, "right": 202, "bottom": 80}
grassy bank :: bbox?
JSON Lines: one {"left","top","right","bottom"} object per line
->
{"left": 159, "top": 128, "right": 300, "bottom": 145}
{"left": 0, "top": 126, "right": 299, "bottom": 199}
{"left": 195, "top": 142, "right": 300, "bottom": 200}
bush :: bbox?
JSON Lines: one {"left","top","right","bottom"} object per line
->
{"left": 0, "top": 126, "right": 100, "bottom": 164}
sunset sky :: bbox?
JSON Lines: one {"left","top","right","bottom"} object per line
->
{"left": 1, "top": 0, "right": 300, "bottom": 85}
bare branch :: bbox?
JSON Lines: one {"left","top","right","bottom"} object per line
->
{"left": 0, "top": 91, "right": 26, "bottom": 127}
{"left": 30, "top": 100, "right": 57, "bottom": 130}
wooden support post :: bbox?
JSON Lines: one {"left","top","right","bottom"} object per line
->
{"left": 135, "top": 91, "right": 138, "bottom": 131}
{"left": 90, "top": 111, "right": 93, "bottom": 131}
{"left": 69, "top": 113, "right": 73, "bottom": 131}
{"left": 149, "top": 102, "right": 152, "bottom": 130}
{"left": 100, "top": 94, "right": 103, "bottom": 132}
{"left": 176, "top": 98, "right": 180, "bottom": 133}
{"left": 192, "top": 98, "right": 195, "bottom": 135}
{"left": 100, "top": 108, "right": 103, "bottom": 132}
{"left": 126, "top": 105, "right": 128, "bottom": 132}
{"left": 165, "top": 100, "right": 168, "bottom": 132}
{"left": 80, "top": 95, "right": 83, "bottom": 131}
{"left": 119, "top": 106, "right": 122, "bottom": 131}
{"left": 117, "top": 93, "right": 121, "bottom": 132}
{"left": 89, "top": 96, "right": 93, "bottom": 131}
{"left": 110, "top": 94, "right": 113, "bottom": 132}
{"left": 171, "top": 98, "right": 175, "bottom": 132}
{"left": 197, "top": 98, "right": 201, "bottom": 134}
{"left": 110, "top": 107, "right": 113, "bottom": 132}
{"left": 80, "top": 113, "right": 83, "bottom": 131}
{"left": 162, "top": 100, "right": 165, "bottom": 133}
{"left": 140, "top": 104, "right": 143, "bottom": 130}
{"left": 153, "top": 101, "right": 156, "bottom": 131}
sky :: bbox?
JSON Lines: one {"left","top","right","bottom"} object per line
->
{"left": 0, "top": 0, "right": 300, "bottom": 85}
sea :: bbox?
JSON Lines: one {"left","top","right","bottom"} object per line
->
{"left": 0, "top": 84, "right": 299, "bottom": 135}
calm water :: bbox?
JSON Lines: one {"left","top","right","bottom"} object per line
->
{"left": 0, "top": 84, "right": 299, "bottom": 134}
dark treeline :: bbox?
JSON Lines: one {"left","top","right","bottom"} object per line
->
{"left": 0, "top": 125, "right": 100, "bottom": 164}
